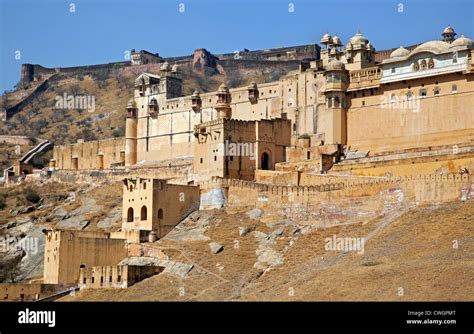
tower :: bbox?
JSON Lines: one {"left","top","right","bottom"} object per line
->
{"left": 344, "top": 31, "right": 375, "bottom": 70}
{"left": 215, "top": 84, "right": 232, "bottom": 119}
{"left": 125, "top": 99, "right": 138, "bottom": 166}
{"left": 322, "top": 59, "right": 348, "bottom": 145}
{"left": 442, "top": 25, "right": 456, "bottom": 43}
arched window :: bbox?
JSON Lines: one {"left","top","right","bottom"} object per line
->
{"left": 127, "top": 208, "right": 134, "bottom": 223}
{"left": 420, "top": 59, "right": 427, "bottom": 70}
{"left": 158, "top": 208, "right": 164, "bottom": 220}
{"left": 140, "top": 206, "right": 147, "bottom": 221}
{"left": 327, "top": 97, "right": 332, "bottom": 108}
{"left": 261, "top": 152, "right": 271, "bottom": 170}
{"left": 143, "top": 182, "right": 146, "bottom": 190}
{"left": 452, "top": 84, "right": 458, "bottom": 93}
{"left": 334, "top": 97, "right": 340, "bottom": 108}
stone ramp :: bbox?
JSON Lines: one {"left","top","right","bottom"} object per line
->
{"left": 20, "top": 140, "right": 52, "bottom": 164}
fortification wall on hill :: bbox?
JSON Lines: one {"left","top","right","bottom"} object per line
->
{"left": 200, "top": 174, "right": 473, "bottom": 212}
{"left": 52, "top": 138, "right": 125, "bottom": 170}
{"left": 21, "top": 62, "right": 130, "bottom": 83}
{"left": 20, "top": 43, "right": 319, "bottom": 84}
{"left": 217, "top": 44, "right": 319, "bottom": 61}
{"left": 5, "top": 74, "right": 58, "bottom": 119}
{"left": 0, "top": 135, "right": 36, "bottom": 146}
{"left": 51, "top": 163, "right": 193, "bottom": 184}
{"left": 218, "top": 59, "right": 301, "bottom": 72}
{"left": 255, "top": 169, "right": 391, "bottom": 186}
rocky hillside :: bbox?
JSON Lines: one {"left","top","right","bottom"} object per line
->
{"left": 61, "top": 198, "right": 473, "bottom": 301}
{"left": 1, "top": 174, "right": 472, "bottom": 300}
{"left": 0, "top": 180, "right": 123, "bottom": 283}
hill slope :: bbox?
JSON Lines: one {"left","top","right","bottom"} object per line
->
{"left": 62, "top": 199, "right": 474, "bottom": 301}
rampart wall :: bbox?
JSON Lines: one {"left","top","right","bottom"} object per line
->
{"left": 51, "top": 162, "right": 193, "bottom": 184}
{"left": 200, "top": 173, "right": 473, "bottom": 212}
{"left": 52, "top": 138, "right": 125, "bottom": 170}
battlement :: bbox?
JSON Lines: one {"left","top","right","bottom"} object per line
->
{"left": 200, "top": 172, "right": 473, "bottom": 202}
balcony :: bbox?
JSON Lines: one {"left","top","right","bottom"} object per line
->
{"left": 348, "top": 67, "right": 382, "bottom": 91}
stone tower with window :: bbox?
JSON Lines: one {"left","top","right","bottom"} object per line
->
{"left": 322, "top": 59, "right": 348, "bottom": 146}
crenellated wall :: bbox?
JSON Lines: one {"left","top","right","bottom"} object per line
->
{"left": 200, "top": 173, "right": 473, "bottom": 213}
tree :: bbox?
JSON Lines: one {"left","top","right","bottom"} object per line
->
{"left": 25, "top": 187, "right": 40, "bottom": 204}
{"left": 112, "top": 127, "right": 124, "bottom": 138}
{"left": 69, "top": 84, "right": 82, "bottom": 96}
{"left": 0, "top": 93, "right": 10, "bottom": 111}
{"left": 0, "top": 261, "right": 22, "bottom": 283}
{"left": 30, "top": 119, "right": 48, "bottom": 134}
{"left": 92, "top": 68, "right": 111, "bottom": 89}
{"left": 0, "top": 194, "right": 6, "bottom": 209}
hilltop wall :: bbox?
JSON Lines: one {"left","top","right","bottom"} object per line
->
{"left": 51, "top": 162, "right": 193, "bottom": 185}
{"left": 5, "top": 74, "right": 58, "bottom": 119}
{"left": 20, "top": 44, "right": 320, "bottom": 84}
{"left": 200, "top": 174, "right": 473, "bottom": 218}
{"left": 52, "top": 137, "right": 125, "bottom": 170}
{"left": 21, "top": 62, "right": 130, "bottom": 83}
{"left": 0, "top": 135, "right": 36, "bottom": 146}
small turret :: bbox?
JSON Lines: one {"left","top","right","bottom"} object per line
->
{"left": 160, "top": 61, "right": 171, "bottom": 75}
{"left": 320, "top": 32, "right": 333, "bottom": 49}
{"left": 247, "top": 82, "right": 259, "bottom": 104}
{"left": 191, "top": 90, "right": 202, "bottom": 112}
{"left": 215, "top": 84, "right": 231, "bottom": 119}
{"left": 442, "top": 25, "right": 457, "bottom": 43}
{"left": 126, "top": 99, "right": 138, "bottom": 118}
{"left": 148, "top": 98, "right": 158, "bottom": 117}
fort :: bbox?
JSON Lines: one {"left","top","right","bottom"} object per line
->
{"left": 19, "top": 44, "right": 320, "bottom": 84}
{"left": 2, "top": 25, "right": 474, "bottom": 298}
{"left": 45, "top": 27, "right": 474, "bottom": 181}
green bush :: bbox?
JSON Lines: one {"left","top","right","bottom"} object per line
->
{"left": 112, "top": 127, "right": 124, "bottom": 138}
{"left": 0, "top": 194, "right": 6, "bottom": 209}
{"left": 25, "top": 188, "right": 40, "bottom": 204}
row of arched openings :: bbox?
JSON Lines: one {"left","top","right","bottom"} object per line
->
{"left": 126, "top": 207, "right": 163, "bottom": 222}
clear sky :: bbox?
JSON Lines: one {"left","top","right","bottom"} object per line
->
{"left": 0, "top": 0, "right": 473, "bottom": 92}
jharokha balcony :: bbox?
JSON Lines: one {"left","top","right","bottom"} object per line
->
{"left": 348, "top": 66, "right": 382, "bottom": 91}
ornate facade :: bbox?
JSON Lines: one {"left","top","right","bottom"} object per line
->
{"left": 50, "top": 26, "right": 474, "bottom": 177}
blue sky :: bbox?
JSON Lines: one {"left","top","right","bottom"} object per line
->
{"left": 1, "top": 0, "right": 473, "bottom": 92}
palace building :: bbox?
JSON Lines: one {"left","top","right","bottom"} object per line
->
{"left": 51, "top": 26, "right": 474, "bottom": 177}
